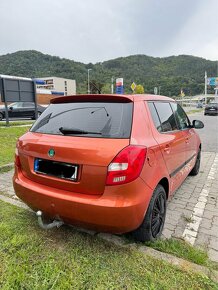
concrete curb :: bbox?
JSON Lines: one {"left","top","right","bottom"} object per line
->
{"left": 97, "top": 233, "right": 218, "bottom": 283}
{"left": 0, "top": 163, "right": 14, "bottom": 170}
{"left": 0, "top": 194, "right": 29, "bottom": 210}
{"left": 0, "top": 194, "right": 217, "bottom": 283}
{"left": 0, "top": 124, "right": 32, "bottom": 128}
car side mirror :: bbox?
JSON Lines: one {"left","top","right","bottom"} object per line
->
{"left": 9, "top": 106, "right": 13, "bottom": 110}
{"left": 192, "top": 120, "right": 204, "bottom": 129}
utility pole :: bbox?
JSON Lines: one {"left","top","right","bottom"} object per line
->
{"left": 87, "top": 69, "right": 92, "bottom": 94}
{"left": 111, "top": 77, "right": 114, "bottom": 94}
{"left": 205, "top": 71, "right": 207, "bottom": 104}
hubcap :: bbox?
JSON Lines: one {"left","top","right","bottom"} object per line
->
{"left": 151, "top": 193, "right": 166, "bottom": 238}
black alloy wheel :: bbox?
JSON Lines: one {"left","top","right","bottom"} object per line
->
{"left": 189, "top": 148, "right": 201, "bottom": 176}
{"left": 151, "top": 192, "right": 166, "bottom": 238}
{"left": 131, "top": 184, "right": 167, "bottom": 242}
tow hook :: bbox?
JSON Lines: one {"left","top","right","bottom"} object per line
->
{"left": 36, "top": 210, "right": 64, "bottom": 230}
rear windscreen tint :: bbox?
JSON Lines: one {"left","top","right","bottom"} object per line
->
{"left": 30, "top": 102, "right": 133, "bottom": 138}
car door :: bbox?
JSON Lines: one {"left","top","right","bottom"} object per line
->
{"left": 8, "top": 102, "right": 22, "bottom": 117}
{"left": 150, "top": 101, "right": 186, "bottom": 193}
{"left": 22, "top": 102, "right": 35, "bottom": 117}
{"left": 12, "top": 102, "right": 33, "bottom": 118}
{"left": 170, "top": 102, "right": 197, "bottom": 166}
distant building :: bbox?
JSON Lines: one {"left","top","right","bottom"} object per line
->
{"left": 35, "top": 77, "right": 76, "bottom": 96}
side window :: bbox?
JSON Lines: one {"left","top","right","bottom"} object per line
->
{"left": 147, "top": 102, "right": 162, "bottom": 132}
{"left": 12, "top": 103, "right": 22, "bottom": 108}
{"left": 171, "top": 102, "right": 190, "bottom": 130}
{"left": 23, "top": 102, "right": 34, "bottom": 108}
{"left": 154, "top": 102, "right": 178, "bottom": 132}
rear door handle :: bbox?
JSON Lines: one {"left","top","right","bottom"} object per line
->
{"left": 185, "top": 137, "right": 190, "bottom": 144}
{"left": 163, "top": 144, "right": 170, "bottom": 153}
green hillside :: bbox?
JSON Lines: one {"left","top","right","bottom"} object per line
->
{"left": 0, "top": 50, "right": 217, "bottom": 96}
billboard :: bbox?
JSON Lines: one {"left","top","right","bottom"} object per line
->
{"left": 0, "top": 75, "right": 37, "bottom": 126}
{"left": 0, "top": 77, "right": 36, "bottom": 102}
{"left": 207, "top": 77, "right": 218, "bottom": 86}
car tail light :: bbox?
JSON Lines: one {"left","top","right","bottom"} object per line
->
{"left": 15, "top": 148, "right": 21, "bottom": 167}
{"left": 106, "top": 145, "right": 147, "bottom": 185}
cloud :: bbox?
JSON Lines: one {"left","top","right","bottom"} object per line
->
{"left": 0, "top": 0, "right": 217, "bottom": 62}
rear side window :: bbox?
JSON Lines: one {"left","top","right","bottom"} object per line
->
{"left": 170, "top": 102, "right": 190, "bottom": 130}
{"left": 147, "top": 102, "right": 162, "bottom": 132}
{"left": 30, "top": 102, "right": 133, "bottom": 139}
{"left": 153, "top": 102, "right": 178, "bottom": 132}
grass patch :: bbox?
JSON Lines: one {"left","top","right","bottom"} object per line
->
{"left": 0, "top": 120, "right": 34, "bottom": 127}
{"left": 145, "top": 238, "right": 216, "bottom": 269}
{"left": 182, "top": 213, "right": 195, "bottom": 223}
{"left": 187, "top": 109, "right": 203, "bottom": 115}
{"left": 0, "top": 126, "right": 31, "bottom": 166}
{"left": 0, "top": 200, "right": 217, "bottom": 290}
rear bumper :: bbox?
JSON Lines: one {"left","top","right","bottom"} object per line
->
{"left": 204, "top": 110, "right": 218, "bottom": 115}
{"left": 13, "top": 167, "right": 153, "bottom": 234}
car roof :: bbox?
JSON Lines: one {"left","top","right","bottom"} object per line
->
{"left": 50, "top": 94, "right": 175, "bottom": 104}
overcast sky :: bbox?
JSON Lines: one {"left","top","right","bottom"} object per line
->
{"left": 0, "top": 0, "right": 218, "bottom": 63}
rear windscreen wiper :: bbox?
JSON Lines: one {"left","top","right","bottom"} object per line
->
{"left": 59, "top": 127, "right": 102, "bottom": 135}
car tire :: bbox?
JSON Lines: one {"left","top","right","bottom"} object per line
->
{"left": 189, "top": 148, "right": 201, "bottom": 176}
{"left": 32, "top": 112, "right": 41, "bottom": 120}
{"left": 0, "top": 113, "right": 3, "bottom": 121}
{"left": 131, "top": 185, "right": 167, "bottom": 242}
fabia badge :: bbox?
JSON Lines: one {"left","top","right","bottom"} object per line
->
{"left": 48, "top": 149, "right": 55, "bottom": 157}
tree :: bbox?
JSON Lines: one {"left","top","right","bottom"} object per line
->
{"left": 89, "top": 80, "right": 104, "bottom": 94}
{"left": 101, "top": 83, "right": 111, "bottom": 94}
{"left": 135, "top": 84, "right": 145, "bottom": 94}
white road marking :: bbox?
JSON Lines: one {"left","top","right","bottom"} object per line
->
{"left": 182, "top": 153, "right": 218, "bottom": 245}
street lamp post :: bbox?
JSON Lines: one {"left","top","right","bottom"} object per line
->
{"left": 158, "top": 86, "right": 161, "bottom": 95}
{"left": 87, "top": 69, "right": 92, "bottom": 94}
{"left": 111, "top": 76, "right": 114, "bottom": 94}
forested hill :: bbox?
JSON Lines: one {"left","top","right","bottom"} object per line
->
{"left": 0, "top": 50, "right": 217, "bottom": 96}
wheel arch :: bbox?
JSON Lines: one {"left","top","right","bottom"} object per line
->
{"left": 158, "top": 177, "right": 169, "bottom": 199}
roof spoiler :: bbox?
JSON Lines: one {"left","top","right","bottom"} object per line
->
{"left": 50, "top": 94, "right": 133, "bottom": 104}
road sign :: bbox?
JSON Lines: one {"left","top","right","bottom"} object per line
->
{"left": 116, "top": 78, "right": 123, "bottom": 86}
{"left": 207, "top": 77, "right": 218, "bottom": 86}
{"left": 131, "top": 82, "right": 136, "bottom": 92}
{"left": 116, "top": 78, "right": 124, "bottom": 94}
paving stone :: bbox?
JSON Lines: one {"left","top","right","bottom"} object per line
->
{"left": 208, "top": 249, "right": 218, "bottom": 263}
{"left": 162, "top": 228, "right": 175, "bottom": 239}
{"left": 209, "top": 237, "right": 218, "bottom": 251}
{"left": 199, "top": 218, "right": 213, "bottom": 230}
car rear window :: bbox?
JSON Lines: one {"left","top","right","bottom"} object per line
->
{"left": 30, "top": 102, "right": 133, "bottom": 139}
{"left": 208, "top": 103, "right": 218, "bottom": 107}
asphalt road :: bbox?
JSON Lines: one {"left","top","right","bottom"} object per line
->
{"left": 189, "top": 112, "right": 218, "bottom": 152}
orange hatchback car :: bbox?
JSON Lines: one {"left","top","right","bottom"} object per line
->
{"left": 13, "top": 94, "right": 204, "bottom": 241}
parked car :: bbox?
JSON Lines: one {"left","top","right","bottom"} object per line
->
{"left": 196, "top": 102, "right": 203, "bottom": 108}
{"left": 13, "top": 94, "right": 204, "bottom": 241}
{"left": 0, "top": 102, "right": 45, "bottom": 121}
{"left": 204, "top": 102, "right": 218, "bottom": 115}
